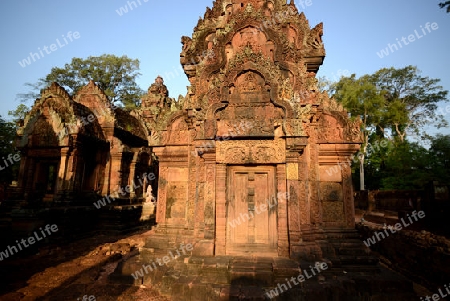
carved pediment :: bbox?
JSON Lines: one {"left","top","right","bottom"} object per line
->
{"left": 317, "top": 113, "right": 362, "bottom": 143}
{"left": 30, "top": 116, "right": 59, "bottom": 147}
{"left": 216, "top": 119, "right": 273, "bottom": 138}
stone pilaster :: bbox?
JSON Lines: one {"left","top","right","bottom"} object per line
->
{"left": 23, "top": 158, "right": 35, "bottom": 201}
{"left": 203, "top": 152, "right": 216, "bottom": 240}
{"left": 109, "top": 153, "right": 123, "bottom": 197}
{"left": 286, "top": 148, "right": 302, "bottom": 244}
{"left": 277, "top": 164, "right": 289, "bottom": 257}
{"left": 215, "top": 163, "right": 227, "bottom": 255}
{"left": 128, "top": 152, "right": 139, "bottom": 198}
{"left": 156, "top": 165, "right": 168, "bottom": 224}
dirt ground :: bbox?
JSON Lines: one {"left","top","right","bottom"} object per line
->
{"left": 0, "top": 216, "right": 437, "bottom": 300}
{"left": 0, "top": 228, "right": 170, "bottom": 301}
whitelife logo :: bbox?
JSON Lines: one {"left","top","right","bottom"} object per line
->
{"left": 131, "top": 243, "right": 193, "bottom": 280}
{"left": 363, "top": 210, "right": 425, "bottom": 247}
{"left": 115, "top": 0, "right": 149, "bottom": 16}
{"left": 18, "top": 31, "right": 81, "bottom": 68}
{"left": 0, "top": 224, "right": 59, "bottom": 261}
{"left": 420, "top": 283, "right": 450, "bottom": 301}
{"left": 376, "top": 22, "right": 438, "bottom": 58}
{"left": 265, "top": 262, "right": 328, "bottom": 299}
{"left": 227, "top": 192, "right": 289, "bottom": 229}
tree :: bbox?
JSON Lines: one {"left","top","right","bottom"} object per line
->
{"left": 8, "top": 104, "right": 29, "bottom": 124}
{"left": 428, "top": 134, "right": 450, "bottom": 184}
{"left": 380, "top": 140, "right": 433, "bottom": 190}
{"left": 439, "top": 1, "right": 450, "bottom": 12}
{"left": 317, "top": 76, "right": 334, "bottom": 93}
{"left": 18, "top": 54, "right": 144, "bottom": 109}
{"left": 332, "top": 74, "right": 386, "bottom": 190}
{"left": 331, "top": 66, "right": 448, "bottom": 190}
{"left": 0, "top": 116, "right": 17, "bottom": 185}
{"left": 368, "top": 66, "right": 448, "bottom": 141}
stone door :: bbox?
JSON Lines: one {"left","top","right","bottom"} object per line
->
{"left": 226, "top": 166, "right": 277, "bottom": 255}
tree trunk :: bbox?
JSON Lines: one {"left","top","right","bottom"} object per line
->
{"left": 359, "top": 156, "right": 365, "bottom": 191}
{"left": 359, "top": 135, "right": 368, "bottom": 191}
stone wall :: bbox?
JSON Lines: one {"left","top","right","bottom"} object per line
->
{"left": 355, "top": 190, "right": 423, "bottom": 212}
{"left": 357, "top": 224, "right": 450, "bottom": 291}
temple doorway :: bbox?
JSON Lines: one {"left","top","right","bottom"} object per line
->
{"left": 226, "top": 165, "right": 277, "bottom": 255}
{"left": 34, "top": 160, "right": 60, "bottom": 200}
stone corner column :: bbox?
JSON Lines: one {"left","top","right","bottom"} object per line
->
{"left": 215, "top": 163, "right": 227, "bottom": 255}
{"left": 202, "top": 152, "right": 216, "bottom": 240}
{"left": 276, "top": 164, "right": 289, "bottom": 257}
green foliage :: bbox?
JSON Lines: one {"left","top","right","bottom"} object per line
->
{"left": 380, "top": 141, "right": 433, "bottom": 190}
{"left": 333, "top": 74, "right": 386, "bottom": 138}
{"left": 368, "top": 66, "right": 448, "bottom": 141}
{"left": 428, "top": 134, "right": 450, "bottom": 184}
{"left": 317, "top": 76, "right": 334, "bottom": 93}
{"left": 18, "top": 54, "right": 145, "bottom": 109}
{"left": 361, "top": 135, "right": 450, "bottom": 190}
{"left": 332, "top": 66, "right": 448, "bottom": 142}
{"left": 0, "top": 116, "right": 18, "bottom": 184}
{"left": 363, "top": 136, "right": 394, "bottom": 190}
{"left": 8, "top": 104, "right": 30, "bottom": 123}
{"left": 331, "top": 66, "right": 448, "bottom": 190}
{"left": 332, "top": 73, "right": 387, "bottom": 190}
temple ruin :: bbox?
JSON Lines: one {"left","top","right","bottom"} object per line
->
{"left": 10, "top": 0, "right": 419, "bottom": 299}
{"left": 141, "top": 0, "right": 362, "bottom": 259}
{"left": 16, "top": 0, "right": 363, "bottom": 259}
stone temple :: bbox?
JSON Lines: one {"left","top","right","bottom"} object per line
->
{"left": 143, "top": 0, "right": 363, "bottom": 259}
{"left": 12, "top": 0, "right": 417, "bottom": 299}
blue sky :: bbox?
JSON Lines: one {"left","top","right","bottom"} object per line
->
{"left": 1, "top": 0, "right": 449, "bottom": 138}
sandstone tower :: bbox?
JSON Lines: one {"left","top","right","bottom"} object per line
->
{"left": 142, "top": 0, "right": 362, "bottom": 259}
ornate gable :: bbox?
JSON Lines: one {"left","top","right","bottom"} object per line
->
{"left": 73, "top": 80, "right": 115, "bottom": 125}
{"left": 178, "top": 0, "right": 328, "bottom": 142}
{"left": 18, "top": 83, "right": 75, "bottom": 147}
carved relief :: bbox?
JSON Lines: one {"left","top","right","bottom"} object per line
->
{"left": 345, "top": 118, "right": 363, "bottom": 142}
{"left": 31, "top": 117, "right": 59, "bottom": 147}
{"left": 227, "top": 147, "right": 247, "bottom": 163}
{"left": 216, "top": 139, "right": 285, "bottom": 164}
{"left": 278, "top": 77, "right": 294, "bottom": 101}
{"left": 309, "top": 136, "right": 321, "bottom": 225}
{"left": 317, "top": 114, "right": 343, "bottom": 142}
{"left": 307, "top": 23, "right": 324, "bottom": 49}
{"left": 217, "top": 119, "right": 273, "bottom": 137}
{"left": 285, "top": 119, "right": 307, "bottom": 137}
{"left": 242, "top": 72, "right": 261, "bottom": 92}
{"left": 322, "top": 201, "right": 345, "bottom": 223}
{"left": 235, "top": 27, "right": 262, "bottom": 53}
{"left": 319, "top": 182, "right": 343, "bottom": 201}
{"left": 253, "top": 146, "right": 276, "bottom": 162}
{"left": 234, "top": 71, "right": 266, "bottom": 96}
{"left": 224, "top": 48, "right": 282, "bottom": 85}
{"left": 167, "top": 117, "right": 189, "bottom": 145}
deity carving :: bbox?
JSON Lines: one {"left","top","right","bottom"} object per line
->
{"left": 145, "top": 185, "right": 156, "bottom": 203}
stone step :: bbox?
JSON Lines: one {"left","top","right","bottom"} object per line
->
{"left": 331, "top": 255, "right": 379, "bottom": 267}
{"left": 330, "top": 242, "right": 371, "bottom": 256}
{"left": 110, "top": 253, "right": 416, "bottom": 300}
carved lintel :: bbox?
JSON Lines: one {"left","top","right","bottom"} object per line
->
{"left": 216, "top": 139, "right": 285, "bottom": 164}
